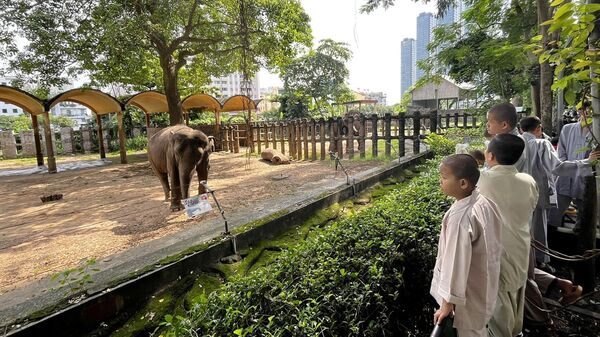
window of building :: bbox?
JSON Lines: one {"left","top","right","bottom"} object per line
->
{"left": 2, "top": 109, "right": 7, "bottom": 113}
{"left": 13, "top": 109, "right": 18, "bottom": 114}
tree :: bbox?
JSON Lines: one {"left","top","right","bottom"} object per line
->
{"left": 282, "top": 39, "right": 353, "bottom": 117}
{"left": 0, "top": 0, "right": 312, "bottom": 125}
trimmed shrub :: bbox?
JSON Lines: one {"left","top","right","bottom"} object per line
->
{"left": 424, "top": 133, "right": 457, "bottom": 156}
{"left": 168, "top": 158, "right": 450, "bottom": 337}
{"left": 125, "top": 135, "right": 148, "bottom": 151}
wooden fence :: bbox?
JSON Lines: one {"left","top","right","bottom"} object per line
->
{"left": 245, "top": 109, "right": 486, "bottom": 160}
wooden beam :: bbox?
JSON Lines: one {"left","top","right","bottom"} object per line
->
{"left": 31, "top": 114, "right": 44, "bottom": 167}
{"left": 96, "top": 114, "right": 106, "bottom": 159}
{"left": 117, "top": 112, "right": 127, "bottom": 164}
{"left": 42, "top": 112, "right": 57, "bottom": 173}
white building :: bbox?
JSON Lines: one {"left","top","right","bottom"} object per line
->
{"left": 258, "top": 86, "right": 283, "bottom": 112}
{"left": 210, "top": 72, "right": 260, "bottom": 99}
{"left": 0, "top": 77, "right": 25, "bottom": 116}
{"left": 49, "top": 102, "right": 92, "bottom": 130}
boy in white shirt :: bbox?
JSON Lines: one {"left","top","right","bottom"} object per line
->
{"left": 431, "top": 154, "right": 503, "bottom": 337}
{"left": 478, "top": 134, "right": 539, "bottom": 337}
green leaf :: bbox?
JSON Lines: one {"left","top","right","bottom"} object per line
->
{"left": 551, "top": 0, "right": 565, "bottom": 6}
{"left": 541, "top": 19, "right": 555, "bottom": 26}
{"left": 573, "top": 60, "right": 592, "bottom": 70}
{"left": 164, "top": 314, "right": 173, "bottom": 323}
{"left": 233, "top": 328, "right": 243, "bottom": 336}
{"left": 565, "top": 89, "right": 576, "bottom": 106}
{"left": 554, "top": 3, "right": 575, "bottom": 20}
{"left": 531, "top": 35, "right": 543, "bottom": 42}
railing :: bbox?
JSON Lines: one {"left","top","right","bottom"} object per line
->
{"left": 246, "top": 109, "right": 483, "bottom": 160}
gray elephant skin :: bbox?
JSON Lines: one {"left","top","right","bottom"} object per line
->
{"left": 148, "top": 125, "right": 211, "bottom": 211}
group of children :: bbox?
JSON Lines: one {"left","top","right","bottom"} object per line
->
{"left": 429, "top": 103, "right": 600, "bottom": 337}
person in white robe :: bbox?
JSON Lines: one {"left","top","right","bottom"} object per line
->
{"left": 477, "top": 134, "right": 539, "bottom": 337}
{"left": 519, "top": 116, "right": 598, "bottom": 266}
{"left": 548, "top": 115, "right": 595, "bottom": 231}
{"left": 431, "top": 154, "right": 503, "bottom": 337}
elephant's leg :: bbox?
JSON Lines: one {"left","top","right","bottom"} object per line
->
{"left": 150, "top": 164, "right": 170, "bottom": 201}
{"left": 179, "top": 163, "right": 193, "bottom": 201}
{"left": 196, "top": 152, "right": 210, "bottom": 195}
{"left": 168, "top": 161, "right": 183, "bottom": 212}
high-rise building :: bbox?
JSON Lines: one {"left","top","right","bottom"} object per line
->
{"left": 416, "top": 12, "right": 435, "bottom": 80}
{"left": 401, "top": 38, "right": 416, "bottom": 95}
{"left": 210, "top": 72, "right": 260, "bottom": 99}
{"left": 436, "top": 4, "right": 460, "bottom": 27}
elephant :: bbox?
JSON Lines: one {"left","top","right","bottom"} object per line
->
{"left": 148, "top": 125, "right": 212, "bottom": 211}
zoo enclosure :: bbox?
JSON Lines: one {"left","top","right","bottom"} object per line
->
{"left": 246, "top": 109, "right": 510, "bottom": 160}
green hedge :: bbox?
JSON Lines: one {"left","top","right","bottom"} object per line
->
{"left": 168, "top": 158, "right": 450, "bottom": 337}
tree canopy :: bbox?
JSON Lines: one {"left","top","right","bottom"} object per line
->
{"left": 282, "top": 39, "right": 353, "bottom": 117}
{"left": 0, "top": 0, "right": 313, "bottom": 125}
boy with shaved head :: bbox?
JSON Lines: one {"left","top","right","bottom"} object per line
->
{"left": 430, "top": 154, "right": 503, "bottom": 337}
{"left": 477, "top": 134, "right": 539, "bottom": 337}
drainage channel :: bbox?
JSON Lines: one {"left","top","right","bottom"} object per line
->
{"left": 6, "top": 152, "right": 431, "bottom": 337}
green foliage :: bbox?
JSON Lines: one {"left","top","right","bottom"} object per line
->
{"left": 1, "top": 0, "right": 312, "bottom": 124}
{"left": 165, "top": 158, "right": 450, "bottom": 337}
{"left": 0, "top": 114, "right": 75, "bottom": 132}
{"left": 277, "top": 91, "right": 310, "bottom": 119}
{"left": 424, "top": 133, "right": 457, "bottom": 156}
{"left": 534, "top": 1, "right": 600, "bottom": 108}
{"left": 50, "top": 258, "right": 100, "bottom": 295}
{"left": 125, "top": 136, "right": 148, "bottom": 151}
{"left": 282, "top": 39, "right": 353, "bottom": 117}
{"left": 422, "top": 1, "right": 536, "bottom": 102}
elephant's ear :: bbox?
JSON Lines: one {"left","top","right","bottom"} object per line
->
{"left": 171, "top": 132, "right": 189, "bottom": 153}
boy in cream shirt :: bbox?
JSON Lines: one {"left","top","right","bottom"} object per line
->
{"left": 477, "top": 134, "right": 539, "bottom": 337}
{"left": 430, "top": 154, "right": 503, "bottom": 337}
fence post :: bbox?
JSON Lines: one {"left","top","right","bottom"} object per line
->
{"left": 289, "top": 121, "right": 295, "bottom": 159}
{"left": 311, "top": 119, "right": 317, "bottom": 160}
{"left": 347, "top": 115, "right": 355, "bottom": 159}
{"left": 398, "top": 115, "right": 406, "bottom": 157}
{"left": 454, "top": 112, "right": 459, "bottom": 127}
{"left": 371, "top": 113, "right": 378, "bottom": 158}
{"left": 472, "top": 114, "right": 477, "bottom": 128}
{"left": 303, "top": 118, "right": 309, "bottom": 160}
{"left": 320, "top": 119, "right": 326, "bottom": 160}
{"left": 413, "top": 110, "right": 421, "bottom": 154}
{"left": 233, "top": 126, "right": 240, "bottom": 153}
{"left": 296, "top": 120, "right": 302, "bottom": 160}
{"left": 384, "top": 113, "right": 392, "bottom": 157}
{"left": 336, "top": 117, "right": 344, "bottom": 159}
{"left": 255, "top": 123, "right": 261, "bottom": 154}
{"left": 359, "top": 114, "right": 366, "bottom": 158}
{"left": 430, "top": 109, "right": 438, "bottom": 134}
{"left": 462, "top": 113, "right": 468, "bottom": 129}
{"left": 264, "top": 123, "right": 270, "bottom": 149}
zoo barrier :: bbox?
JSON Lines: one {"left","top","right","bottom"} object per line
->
{"left": 248, "top": 109, "right": 529, "bottom": 160}
{"left": 248, "top": 109, "right": 490, "bottom": 160}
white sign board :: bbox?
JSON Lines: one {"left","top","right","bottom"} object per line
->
{"left": 182, "top": 193, "right": 212, "bottom": 218}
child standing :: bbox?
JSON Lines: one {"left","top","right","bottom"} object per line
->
{"left": 477, "top": 134, "right": 539, "bottom": 337}
{"left": 431, "top": 154, "right": 503, "bottom": 337}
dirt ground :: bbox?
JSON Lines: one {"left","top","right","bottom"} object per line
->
{"left": 0, "top": 151, "right": 381, "bottom": 294}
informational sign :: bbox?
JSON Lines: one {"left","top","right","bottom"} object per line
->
{"left": 182, "top": 193, "right": 212, "bottom": 218}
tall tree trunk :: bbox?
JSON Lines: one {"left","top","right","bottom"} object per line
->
{"left": 537, "top": 0, "right": 554, "bottom": 129}
{"left": 160, "top": 53, "right": 184, "bottom": 126}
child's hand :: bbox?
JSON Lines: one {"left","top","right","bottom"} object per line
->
{"left": 588, "top": 151, "right": 600, "bottom": 162}
{"left": 433, "top": 299, "right": 454, "bottom": 325}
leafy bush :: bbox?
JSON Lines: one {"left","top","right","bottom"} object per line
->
{"left": 424, "top": 133, "right": 457, "bottom": 156}
{"left": 169, "top": 158, "right": 450, "bottom": 337}
{"left": 125, "top": 135, "right": 148, "bottom": 151}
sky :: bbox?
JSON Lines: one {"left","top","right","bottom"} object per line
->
{"left": 258, "top": 0, "right": 438, "bottom": 105}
